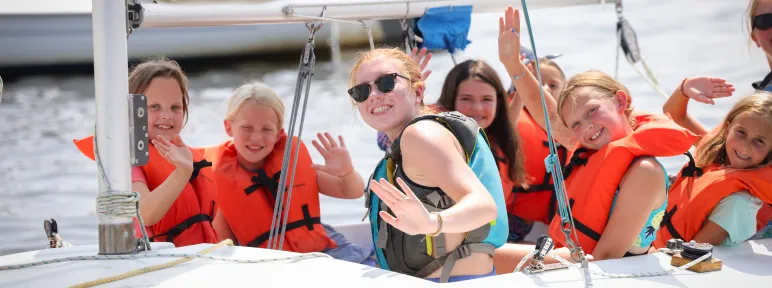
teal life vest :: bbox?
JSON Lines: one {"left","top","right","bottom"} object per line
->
{"left": 364, "top": 111, "right": 508, "bottom": 283}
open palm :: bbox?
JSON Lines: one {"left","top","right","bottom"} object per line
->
{"left": 369, "top": 177, "right": 433, "bottom": 236}
{"left": 311, "top": 132, "right": 354, "bottom": 178}
{"left": 498, "top": 6, "right": 523, "bottom": 75}
{"left": 682, "top": 76, "right": 735, "bottom": 105}
{"left": 152, "top": 134, "right": 193, "bottom": 173}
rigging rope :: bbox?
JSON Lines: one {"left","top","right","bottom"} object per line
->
{"left": 267, "top": 21, "right": 321, "bottom": 251}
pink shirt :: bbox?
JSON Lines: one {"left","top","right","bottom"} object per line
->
{"left": 131, "top": 166, "right": 147, "bottom": 185}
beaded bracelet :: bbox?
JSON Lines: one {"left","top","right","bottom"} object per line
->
{"left": 680, "top": 78, "right": 689, "bottom": 98}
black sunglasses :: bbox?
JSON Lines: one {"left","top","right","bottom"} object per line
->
{"left": 348, "top": 73, "right": 411, "bottom": 103}
{"left": 753, "top": 13, "right": 772, "bottom": 31}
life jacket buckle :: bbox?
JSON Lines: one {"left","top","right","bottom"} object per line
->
{"left": 451, "top": 244, "right": 472, "bottom": 259}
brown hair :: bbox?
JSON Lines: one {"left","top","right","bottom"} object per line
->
{"left": 435, "top": 60, "right": 526, "bottom": 186}
{"left": 557, "top": 70, "right": 634, "bottom": 127}
{"left": 128, "top": 56, "right": 190, "bottom": 125}
{"left": 696, "top": 91, "right": 772, "bottom": 168}
{"left": 537, "top": 58, "right": 567, "bottom": 83}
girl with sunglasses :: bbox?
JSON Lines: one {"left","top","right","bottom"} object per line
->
{"left": 350, "top": 48, "right": 508, "bottom": 283}
{"left": 750, "top": 0, "right": 772, "bottom": 91}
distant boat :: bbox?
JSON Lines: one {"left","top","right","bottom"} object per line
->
{"left": 0, "top": 0, "right": 402, "bottom": 68}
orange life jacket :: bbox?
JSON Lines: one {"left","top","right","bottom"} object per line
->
{"left": 509, "top": 109, "right": 570, "bottom": 224}
{"left": 73, "top": 135, "right": 218, "bottom": 247}
{"left": 653, "top": 162, "right": 772, "bottom": 248}
{"left": 203, "top": 133, "right": 337, "bottom": 252}
{"left": 547, "top": 113, "right": 697, "bottom": 255}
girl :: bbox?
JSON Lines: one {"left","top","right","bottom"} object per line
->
{"left": 507, "top": 54, "right": 571, "bottom": 240}
{"left": 748, "top": 0, "right": 772, "bottom": 91}
{"left": 74, "top": 57, "right": 217, "bottom": 247}
{"left": 206, "top": 82, "right": 370, "bottom": 261}
{"left": 656, "top": 87, "right": 772, "bottom": 247}
{"left": 493, "top": 6, "right": 697, "bottom": 273}
{"left": 350, "top": 47, "right": 508, "bottom": 283}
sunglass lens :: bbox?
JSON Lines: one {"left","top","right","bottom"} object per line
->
{"left": 349, "top": 85, "right": 370, "bottom": 103}
{"left": 754, "top": 14, "right": 772, "bottom": 30}
{"left": 376, "top": 74, "right": 397, "bottom": 94}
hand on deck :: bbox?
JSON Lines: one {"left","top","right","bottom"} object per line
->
{"left": 681, "top": 76, "right": 735, "bottom": 105}
{"left": 152, "top": 134, "right": 193, "bottom": 175}
{"left": 498, "top": 6, "right": 525, "bottom": 77}
{"left": 369, "top": 177, "right": 435, "bottom": 236}
{"left": 311, "top": 132, "right": 354, "bottom": 178}
{"left": 410, "top": 47, "right": 433, "bottom": 81}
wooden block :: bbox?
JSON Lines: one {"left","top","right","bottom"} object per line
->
{"left": 670, "top": 253, "right": 722, "bottom": 273}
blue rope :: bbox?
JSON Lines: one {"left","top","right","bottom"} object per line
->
{"left": 518, "top": 0, "right": 581, "bottom": 249}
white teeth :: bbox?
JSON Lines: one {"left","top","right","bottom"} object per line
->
{"left": 735, "top": 150, "right": 751, "bottom": 160}
{"left": 156, "top": 125, "right": 172, "bottom": 130}
{"left": 372, "top": 105, "right": 392, "bottom": 114}
{"left": 590, "top": 129, "right": 601, "bottom": 140}
{"left": 247, "top": 145, "right": 263, "bottom": 150}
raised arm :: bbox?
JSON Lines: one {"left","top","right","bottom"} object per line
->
{"left": 663, "top": 76, "right": 734, "bottom": 147}
{"left": 136, "top": 135, "right": 194, "bottom": 225}
{"left": 312, "top": 133, "right": 365, "bottom": 199}
{"left": 497, "top": 6, "right": 575, "bottom": 150}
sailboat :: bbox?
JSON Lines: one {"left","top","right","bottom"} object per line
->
{"left": 1, "top": 1, "right": 770, "bottom": 287}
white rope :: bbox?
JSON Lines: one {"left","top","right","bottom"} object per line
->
{"left": 92, "top": 128, "right": 151, "bottom": 250}
{"left": 549, "top": 251, "right": 713, "bottom": 279}
{"left": 96, "top": 192, "right": 139, "bottom": 219}
{"left": 514, "top": 250, "right": 538, "bottom": 272}
{"left": 0, "top": 250, "right": 331, "bottom": 271}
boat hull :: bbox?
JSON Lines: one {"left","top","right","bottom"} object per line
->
{"left": 0, "top": 14, "right": 392, "bottom": 68}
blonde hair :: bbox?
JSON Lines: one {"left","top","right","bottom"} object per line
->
{"left": 746, "top": 0, "right": 762, "bottom": 37}
{"left": 695, "top": 91, "right": 772, "bottom": 168}
{"left": 557, "top": 70, "right": 634, "bottom": 127}
{"left": 128, "top": 56, "right": 190, "bottom": 125}
{"left": 226, "top": 81, "right": 285, "bottom": 129}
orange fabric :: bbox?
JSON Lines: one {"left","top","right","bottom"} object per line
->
{"left": 73, "top": 135, "right": 218, "bottom": 247}
{"left": 547, "top": 113, "right": 697, "bottom": 254}
{"left": 653, "top": 164, "right": 772, "bottom": 248}
{"left": 204, "top": 133, "right": 336, "bottom": 252}
{"left": 509, "top": 109, "right": 570, "bottom": 224}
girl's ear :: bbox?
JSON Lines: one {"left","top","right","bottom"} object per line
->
{"left": 614, "top": 90, "right": 630, "bottom": 114}
{"left": 224, "top": 120, "right": 233, "bottom": 137}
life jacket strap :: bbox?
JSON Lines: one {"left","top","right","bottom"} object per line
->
{"left": 149, "top": 213, "right": 212, "bottom": 243}
{"left": 567, "top": 198, "right": 601, "bottom": 242}
{"left": 189, "top": 159, "right": 212, "bottom": 182}
{"left": 412, "top": 243, "right": 496, "bottom": 283}
{"left": 659, "top": 206, "right": 684, "bottom": 241}
{"left": 246, "top": 204, "right": 321, "bottom": 248}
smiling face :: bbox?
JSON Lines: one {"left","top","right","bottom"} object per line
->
{"left": 353, "top": 56, "right": 423, "bottom": 139}
{"left": 560, "top": 87, "right": 632, "bottom": 150}
{"left": 145, "top": 77, "right": 186, "bottom": 141}
{"left": 724, "top": 111, "right": 772, "bottom": 169}
{"left": 225, "top": 100, "right": 281, "bottom": 171}
{"left": 751, "top": 0, "right": 772, "bottom": 62}
{"left": 453, "top": 79, "right": 498, "bottom": 129}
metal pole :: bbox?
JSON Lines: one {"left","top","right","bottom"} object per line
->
{"left": 92, "top": 0, "right": 135, "bottom": 255}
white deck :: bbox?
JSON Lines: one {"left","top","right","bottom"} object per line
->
{"left": 0, "top": 222, "right": 769, "bottom": 287}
